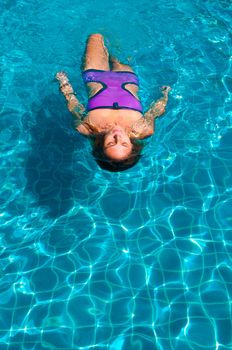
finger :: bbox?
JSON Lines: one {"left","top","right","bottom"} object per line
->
{"left": 56, "top": 71, "right": 67, "bottom": 79}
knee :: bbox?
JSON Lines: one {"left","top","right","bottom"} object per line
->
{"left": 88, "top": 33, "right": 104, "bottom": 41}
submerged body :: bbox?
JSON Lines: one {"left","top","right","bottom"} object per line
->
{"left": 56, "top": 34, "right": 171, "bottom": 170}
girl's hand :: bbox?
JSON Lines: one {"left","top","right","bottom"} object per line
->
{"left": 56, "top": 71, "right": 69, "bottom": 85}
{"left": 56, "top": 71, "right": 74, "bottom": 95}
{"left": 160, "top": 86, "right": 171, "bottom": 96}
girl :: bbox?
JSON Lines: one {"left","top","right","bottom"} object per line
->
{"left": 56, "top": 34, "right": 171, "bottom": 172}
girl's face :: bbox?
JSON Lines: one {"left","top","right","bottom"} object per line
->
{"left": 103, "top": 127, "right": 132, "bottom": 161}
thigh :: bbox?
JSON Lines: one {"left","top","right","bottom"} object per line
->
{"left": 110, "top": 57, "right": 134, "bottom": 72}
{"left": 110, "top": 58, "right": 139, "bottom": 96}
{"left": 82, "top": 34, "right": 110, "bottom": 71}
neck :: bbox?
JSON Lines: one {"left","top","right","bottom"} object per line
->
{"left": 84, "top": 117, "right": 141, "bottom": 137}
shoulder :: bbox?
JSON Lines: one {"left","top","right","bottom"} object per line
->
{"left": 75, "top": 117, "right": 99, "bottom": 136}
{"left": 133, "top": 129, "right": 153, "bottom": 140}
{"left": 76, "top": 123, "right": 91, "bottom": 136}
{"left": 130, "top": 116, "right": 154, "bottom": 139}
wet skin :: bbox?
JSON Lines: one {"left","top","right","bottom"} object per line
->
{"left": 103, "top": 126, "right": 133, "bottom": 161}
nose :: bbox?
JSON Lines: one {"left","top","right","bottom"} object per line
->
{"left": 114, "top": 134, "right": 120, "bottom": 142}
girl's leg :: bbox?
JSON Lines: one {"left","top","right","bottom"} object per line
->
{"left": 82, "top": 34, "right": 110, "bottom": 71}
{"left": 110, "top": 56, "right": 139, "bottom": 97}
{"left": 110, "top": 56, "right": 134, "bottom": 72}
{"left": 82, "top": 34, "right": 110, "bottom": 97}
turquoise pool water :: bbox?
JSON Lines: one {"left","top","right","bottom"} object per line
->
{"left": 0, "top": 0, "right": 232, "bottom": 349}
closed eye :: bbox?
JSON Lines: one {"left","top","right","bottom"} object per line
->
{"left": 105, "top": 142, "right": 130, "bottom": 149}
{"left": 106, "top": 142, "right": 115, "bottom": 146}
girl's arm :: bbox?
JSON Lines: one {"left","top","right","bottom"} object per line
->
{"left": 56, "top": 72, "right": 90, "bottom": 135}
{"left": 142, "top": 86, "right": 171, "bottom": 137}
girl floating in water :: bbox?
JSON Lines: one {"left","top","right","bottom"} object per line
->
{"left": 56, "top": 34, "right": 171, "bottom": 172}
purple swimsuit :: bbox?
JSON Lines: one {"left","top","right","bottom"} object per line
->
{"left": 82, "top": 69, "right": 143, "bottom": 113}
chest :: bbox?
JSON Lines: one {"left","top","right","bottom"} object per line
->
{"left": 83, "top": 109, "right": 143, "bottom": 130}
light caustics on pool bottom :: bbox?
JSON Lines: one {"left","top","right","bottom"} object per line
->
{"left": 1, "top": 192, "right": 232, "bottom": 350}
{"left": 0, "top": 0, "right": 232, "bottom": 349}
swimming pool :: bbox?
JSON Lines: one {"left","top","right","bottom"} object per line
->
{"left": 0, "top": 0, "right": 231, "bottom": 349}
